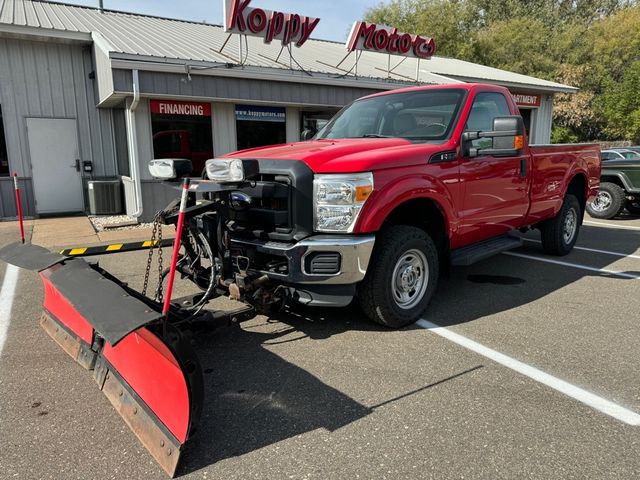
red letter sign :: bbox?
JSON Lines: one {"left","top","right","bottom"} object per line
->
{"left": 346, "top": 21, "right": 437, "bottom": 59}
{"left": 223, "top": 0, "right": 320, "bottom": 47}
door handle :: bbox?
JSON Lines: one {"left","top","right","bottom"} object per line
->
{"left": 519, "top": 158, "right": 527, "bottom": 177}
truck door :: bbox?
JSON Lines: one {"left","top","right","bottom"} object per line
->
{"left": 459, "top": 92, "right": 529, "bottom": 244}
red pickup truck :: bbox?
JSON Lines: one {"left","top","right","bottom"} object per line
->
{"left": 152, "top": 83, "right": 600, "bottom": 329}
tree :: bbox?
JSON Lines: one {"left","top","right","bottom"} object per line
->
{"left": 598, "top": 61, "right": 640, "bottom": 142}
{"left": 363, "top": 0, "right": 640, "bottom": 142}
{"left": 472, "top": 17, "right": 558, "bottom": 79}
{"left": 364, "top": 0, "right": 475, "bottom": 59}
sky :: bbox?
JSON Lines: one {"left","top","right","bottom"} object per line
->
{"left": 60, "top": 0, "right": 376, "bottom": 42}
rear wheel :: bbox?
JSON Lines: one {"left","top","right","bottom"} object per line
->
{"left": 358, "top": 225, "right": 438, "bottom": 328}
{"left": 540, "top": 194, "right": 581, "bottom": 256}
{"left": 586, "top": 182, "right": 625, "bottom": 219}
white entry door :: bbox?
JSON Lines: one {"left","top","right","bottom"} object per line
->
{"left": 27, "top": 118, "right": 84, "bottom": 214}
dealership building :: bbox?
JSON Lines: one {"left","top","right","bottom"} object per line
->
{"left": 0, "top": 0, "right": 576, "bottom": 220}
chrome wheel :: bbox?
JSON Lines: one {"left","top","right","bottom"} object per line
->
{"left": 590, "top": 191, "right": 612, "bottom": 213}
{"left": 563, "top": 207, "right": 578, "bottom": 245}
{"left": 391, "top": 249, "right": 429, "bottom": 310}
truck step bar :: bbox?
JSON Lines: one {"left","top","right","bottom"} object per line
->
{"left": 451, "top": 234, "right": 523, "bottom": 266}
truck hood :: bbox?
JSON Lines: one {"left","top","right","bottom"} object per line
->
{"left": 224, "top": 138, "right": 445, "bottom": 173}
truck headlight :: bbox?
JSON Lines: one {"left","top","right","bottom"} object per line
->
{"left": 313, "top": 173, "right": 374, "bottom": 232}
{"left": 205, "top": 159, "right": 259, "bottom": 183}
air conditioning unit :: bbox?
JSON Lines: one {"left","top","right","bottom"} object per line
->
{"left": 88, "top": 180, "right": 123, "bottom": 215}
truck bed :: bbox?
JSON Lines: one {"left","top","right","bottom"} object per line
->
{"left": 526, "top": 143, "right": 601, "bottom": 224}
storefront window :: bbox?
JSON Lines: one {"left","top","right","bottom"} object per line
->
{"left": 0, "top": 106, "right": 9, "bottom": 176}
{"left": 150, "top": 100, "right": 213, "bottom": 175}
{"left": 236, "top": 105, "right": 286, "bottom": 150}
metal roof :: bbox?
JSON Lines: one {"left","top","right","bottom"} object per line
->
{"left": 0, "top": 0, "right": 577, "bottom": 93}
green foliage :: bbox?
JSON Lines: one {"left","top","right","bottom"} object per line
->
{"left": 551, "top": 126, "right": 579, "bottom": 144}
{"left": 597, "top": 61, "right": 640, "bottom": 142}
{"left": 364, "top": 1, "right": 475, "bottom": 58}
{"left": 363, "top": 0, "right": 640, "bottom": 142}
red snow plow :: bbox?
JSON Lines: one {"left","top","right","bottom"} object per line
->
{"left": 0, "top": 177, "right": 262, "bottom": 476}
{"left": 0, "top": 240, "right": 209, "bottom": 476}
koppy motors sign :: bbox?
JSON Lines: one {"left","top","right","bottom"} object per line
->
{"left": 223, "top": 0, "right": 320, "bottom": 47}
{"left": 346, "top": 21, "right": 437, "bottom": 59}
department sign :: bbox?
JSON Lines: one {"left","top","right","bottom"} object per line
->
{"left": 223, "top": 0, "right": 320, "bottom": 47}
{"left": 346, "top": 21, "right": 436, "bottom": 59}
{"left": 512, "top": 93, "right": 541, "bottom": 108}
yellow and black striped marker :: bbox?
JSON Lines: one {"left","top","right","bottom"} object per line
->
{"left": 59, "top": 239, "right": 174, "bottom": 257}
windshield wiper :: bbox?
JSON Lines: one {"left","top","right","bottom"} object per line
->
{"left": 361, "top": 134, "right": 394, "bottom": 138}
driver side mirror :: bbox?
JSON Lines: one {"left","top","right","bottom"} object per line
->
{"left": 462, "top": 116, "right": 525, "bottom": 158}
{"left": 301, "top": 128, "right": 317, "bottom": 141}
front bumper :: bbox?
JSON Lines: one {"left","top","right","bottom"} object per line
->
{"left": 231, "top": 234, "right": 376, "bottom": 285}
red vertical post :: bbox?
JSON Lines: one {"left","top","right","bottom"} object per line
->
{"left": 162, "top": 177, "right": 191, "bottom": 317}
{"left": 13, "top": 173, "right": 25, "bottom": 244}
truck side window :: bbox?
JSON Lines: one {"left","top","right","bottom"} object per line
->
{"left": 465, "top": 93, "right": 511, "bottom": 150}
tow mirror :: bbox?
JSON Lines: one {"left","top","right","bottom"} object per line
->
{"left": 301, "top": 128, "right": 317, "bottom": 141}
{"left": 462, "top": 116, "right": 525, "bottom": 158}
{"left": 148, "top": 159, "right": 193, "bottom": 180}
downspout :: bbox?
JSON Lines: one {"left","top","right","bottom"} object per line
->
{"left": 125, "top": 69, "right": 143, "bottom": 217}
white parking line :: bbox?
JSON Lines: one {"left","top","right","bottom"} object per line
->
{"left": 417, "top": 319, "right": 640, "bottom": 426}
{"left": 503, "top": 252, "right": 640, "bottom": 280}
{"left": 0, "top": 264, "right": 19, "bottom": 355}
{"left": 522, "top": 238, "right": 640, "bottom": 260}
{"left": 584, "top": 220, "right": 640, "bottom": 231}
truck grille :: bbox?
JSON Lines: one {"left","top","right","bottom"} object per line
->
{"left": 232, "top": 175, "right": 292, "bottom": 238}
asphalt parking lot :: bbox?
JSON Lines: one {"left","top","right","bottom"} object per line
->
{"left": 0, "top": 214, "right": 639, "bottom": 479}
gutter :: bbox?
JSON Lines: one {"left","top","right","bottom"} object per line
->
{"left": 124, "top": 69, "right": 143, "bottom": 218}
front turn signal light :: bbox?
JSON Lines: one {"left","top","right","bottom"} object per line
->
{"left": 355, "top": 185, "right": 373, "bottom": 202}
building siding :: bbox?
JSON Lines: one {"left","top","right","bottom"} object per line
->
{"left": 0, "top": 176, "right": 34, "bottom": 218}
{"left": 113, "top": 70, "right": 380, "bottom": 108}
{"left": 531, "top": 94, "right": 554, "bottom": 144}
{"left": 212, "top": 102, "right": 237, "bottom": 157}
{"left": 0, "top": 37, "right": 118, "bottom": 217}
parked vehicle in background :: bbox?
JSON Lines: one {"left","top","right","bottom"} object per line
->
{"left": 587, "top": 156, "right": 640, "bottom": 218}
{"left": 152, "top": 130, "right": 213, "bottom": 174}
{"left": 625, "top": 146, "right": 640, "bottom": 155}
{"left": 601, "top": 149, "right": 640, "bottom": 161}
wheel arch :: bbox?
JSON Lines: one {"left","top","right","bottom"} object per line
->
{"left": 566, "top": 173, "right": 588, "bottom": 212}
{"left": 600, "top": 173, "right": 629, "bottom": 191}
{"left": 380, "top": 197, "right": 449, "bottom": 257}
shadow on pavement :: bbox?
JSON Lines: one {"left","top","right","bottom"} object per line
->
{"left": 179, "top": 303, "right": 376, "bottom": 474}
{"left": 179, "top": 223, "right": 639, "bottom": 474}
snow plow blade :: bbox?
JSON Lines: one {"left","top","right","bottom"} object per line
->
{"left": 0, "top": 242, "right": 203, "bottom": 477}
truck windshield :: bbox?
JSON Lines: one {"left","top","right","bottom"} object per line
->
{"left": 316, "top": 89, "right": 465, "bottom": 143}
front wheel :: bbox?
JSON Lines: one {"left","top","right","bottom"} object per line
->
{"left": 540, "top": 194, "right": 581, "bottom": 256}
{"left": 358, "top": 225, "right": 439, "bottom": 328}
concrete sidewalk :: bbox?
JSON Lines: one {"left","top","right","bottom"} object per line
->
{"left": 0, "top": 216, "right": 173, "bottom": 249}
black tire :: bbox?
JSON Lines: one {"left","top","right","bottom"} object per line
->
{"left": 358, "top": 225, "right": 438, "bottom": 328}
{"left": 625, "top": 200, "right": 640, "bottom": 216}
{"left": 540, "top": 194, "right": 581, "bottom": 256}
{"left": 586, "top": 182, "right": 625, "bottom": 219}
